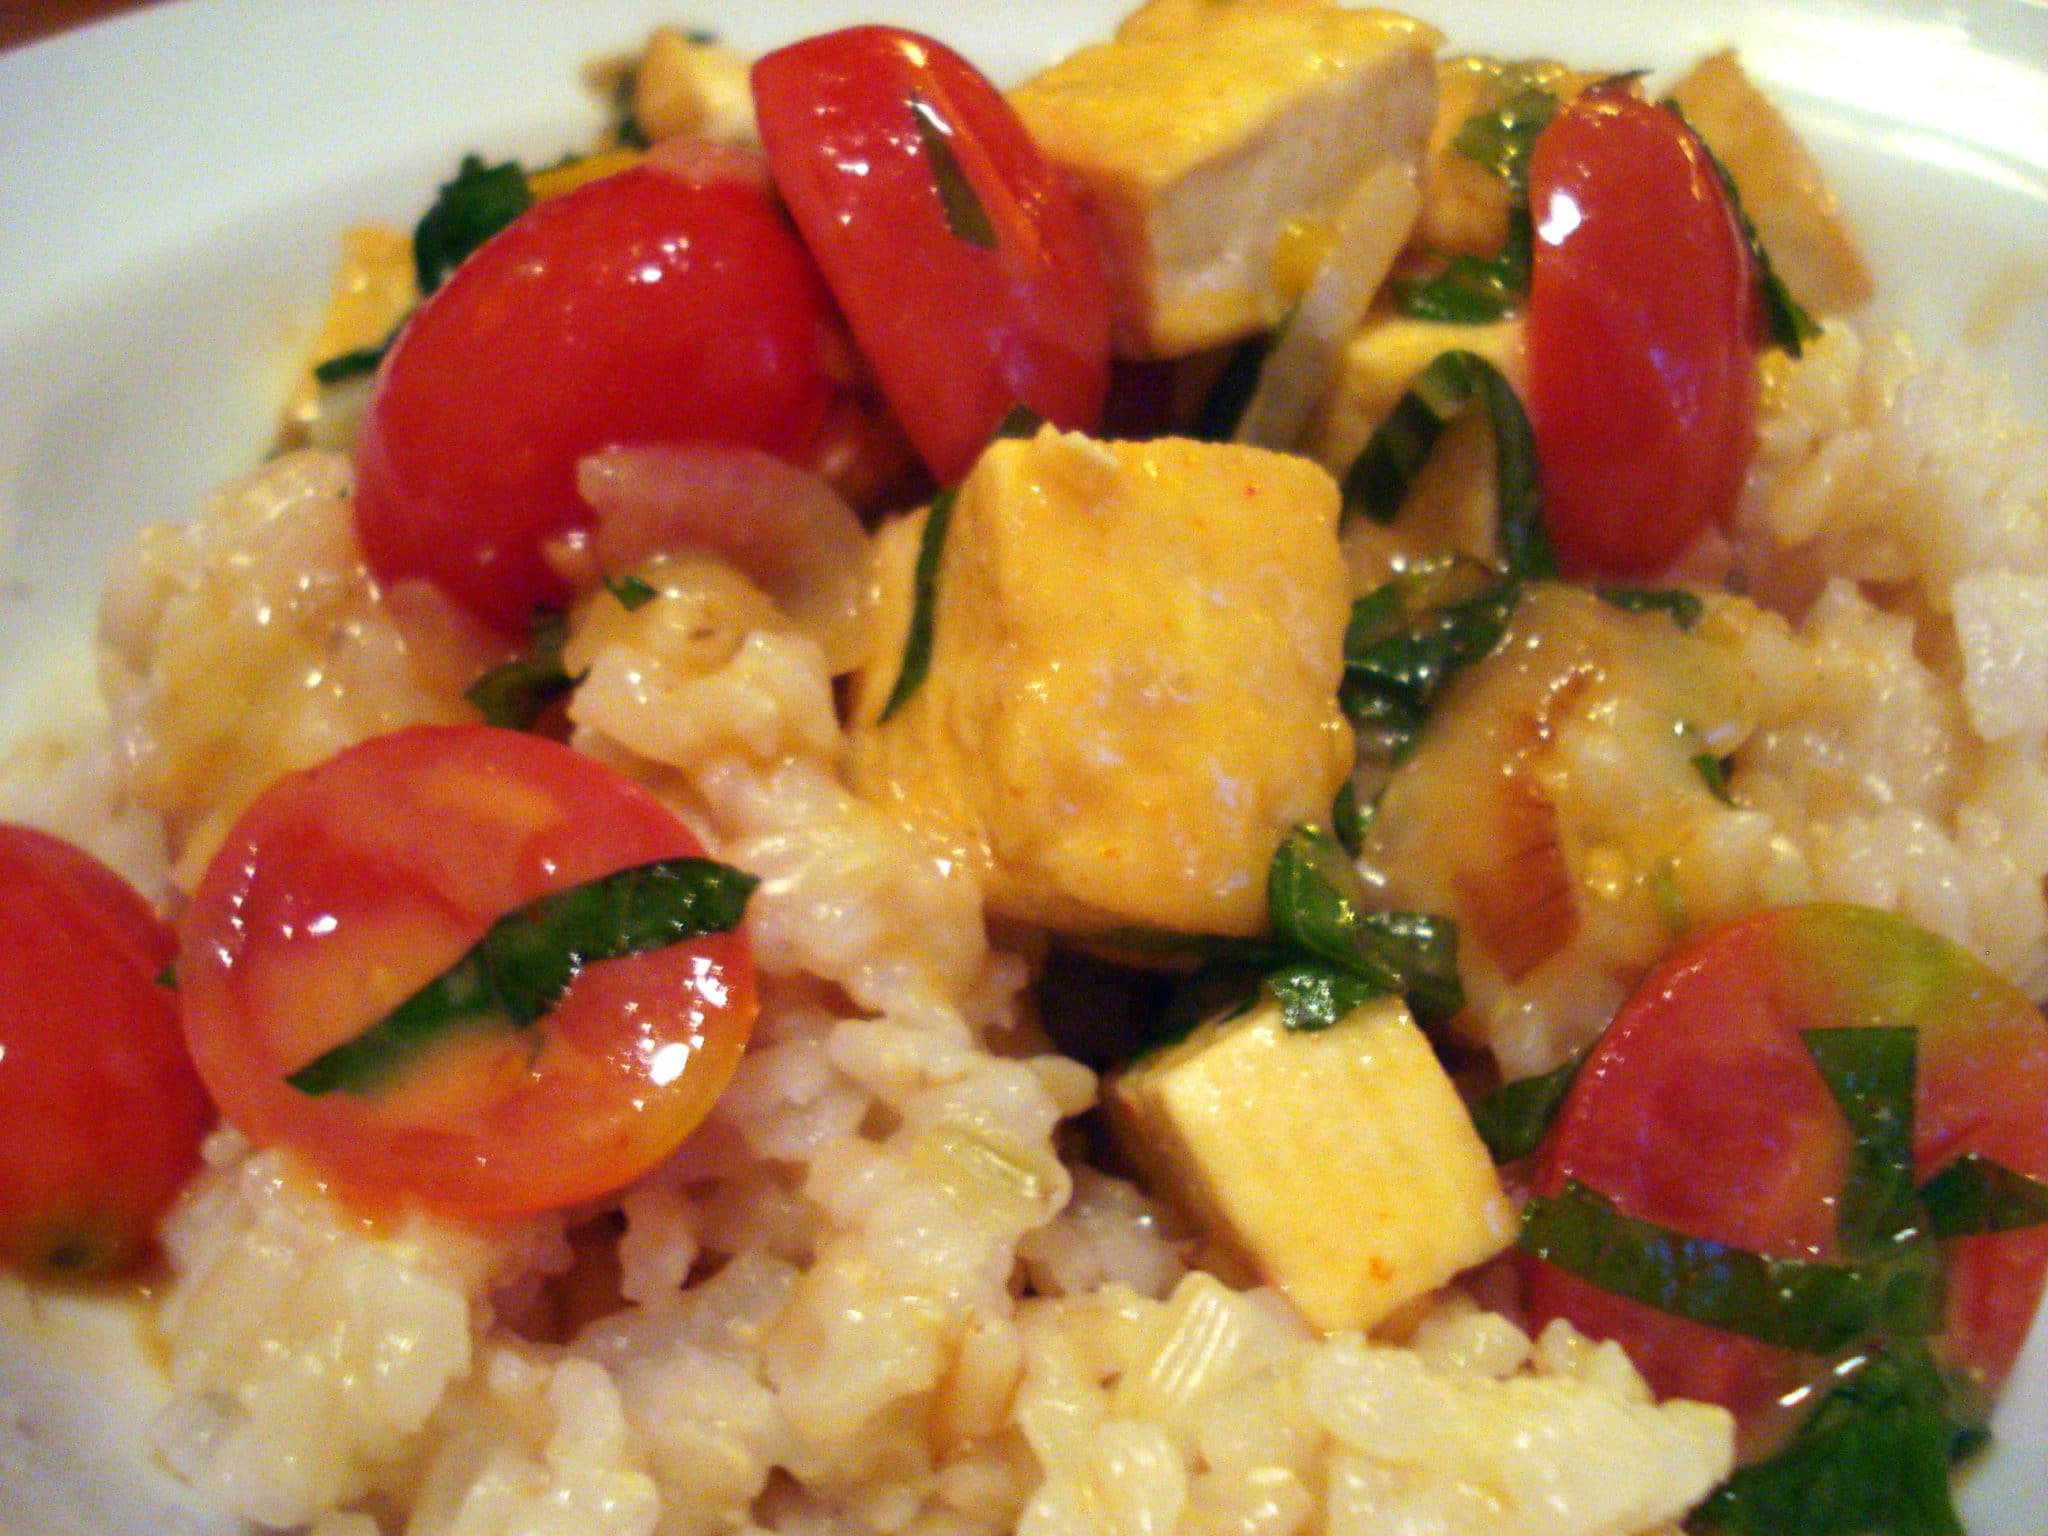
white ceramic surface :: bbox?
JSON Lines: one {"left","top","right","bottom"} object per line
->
{"left": 2, "top": 2, "right": 2047, "bottom": 1531}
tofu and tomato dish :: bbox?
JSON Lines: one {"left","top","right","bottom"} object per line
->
{"left": 4, "top": 5, "right": 2045, "bottom": 1535}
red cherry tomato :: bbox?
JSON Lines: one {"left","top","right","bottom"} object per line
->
{"left": 353, "top": 162, "right": 840, "bottom": 634}
{"left": 1526, "top": 86, "right": 1758, "bottom": 577}
{"left": 1524, "top": 904, "right": 2048, "bottom": 1444}
{"left": 753, "top": 26, "right": 1112, "bottom": 485}
{"left": 0, "top": 826, "right": 211, "bottom": 1277}
{"left": 178, "top": 725, "right": 757, "bottom": 1219}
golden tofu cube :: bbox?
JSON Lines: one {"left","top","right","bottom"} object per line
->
{"left": 1668, "top": 50, "right": 1872, "bottom": 315}
{"left": 1010, "top": 6, "right": 1440, "bottom": 358}
{"left": 847, "top": 429, "right": 1353, "bottom": 938}
{"left": 1108, "top": 995, "right": 1515, "bottom": 1333}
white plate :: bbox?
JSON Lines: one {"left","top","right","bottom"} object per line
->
{"left": 1, "top": 2, "right": 2046, "bottom": 1532}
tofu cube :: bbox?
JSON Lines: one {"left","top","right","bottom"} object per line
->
{"left": 1108, "top": 995, "right": 1516, "bottom": 1333}
{"left": 847, "top": 428, "right": 1353, "bottom": 938}
{"left": 1009, "top": 6, "right": 1440, "bottom": 358}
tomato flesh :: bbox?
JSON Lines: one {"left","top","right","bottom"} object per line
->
{"left": 0, "top": 826, "right": 211, "bottom": 1277}
{"left": 1525, "top": 904, "right": 2048, "bottom": 1443}
{"left": 754, "top": 27, "right": 1111, "bottom": 484}
{"left": 353, "top": 163, "right": 840, "bottom": 634}
{"left": 1527, "top": 86, "right": 1758, "bottom": 577}
{"left": 178, "top": 725, "right": 757, "bottom": 1219}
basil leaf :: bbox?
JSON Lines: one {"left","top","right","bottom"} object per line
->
{"left": 312, "top": 340, "right": 389, "bottom": 386}
{"left": 1342, "top": 558, "right": 1520, "bottom": 764}
{"left": 1340, "top": 349, "right": 1554, "bottom": 579}
{"left": 1190, "top": 331, "right": 1276, "bottom": 442}
{"left": 1803, "top": 1027, "right": 1920, "bottom": 1257}
{"left": 1692, "top": 752, "right": 1735, "bottom": 805}
{"left": 910, "top": 95, "right": 997, "bottom": 250}
{"left": 1917, "top": 1153, "right": 2048, "bottom": 1237}
{"left": 1597, "top": 586, "right": 1705, "bottom": 629}
{"left": 606, "top": 572, "right": 659, "bottom": 611}
{"left": 1469, "top": 1049, "right": 1586, "bottom": 1163}
{"left": 415, "top": 155, "right": 534, "bottom": 295}
{"left": 1691, "top": 1341, "right": 1968, "bottom": 1536}
{"left": 1451, "top": 79, "right": 1562, "bottom": 183}
{"left": 465, "top": 609, "right": 579, "bottom": 731}
{"left": 994, "top": 403, "right": 1045, "bottom": 440}
{"left": 878, "top": 489, "right": 956, "bottom": 722}
{"left": 1661, "top": 98, "right": 1821, "bottom": 359}
{"left": 287, "top": 856, "right": 758, "bottom": 1097}
{"left": 1331, "top": 779, "right": 1369, "bottom": 857}
{"left": 1520, "top": 1180, "right": 1946, "bottom": 1354}
{"left": 1266, "top": 959, "right": 1383, "bottom": 1033}
{"left": 1268, "top": 823, "right": 1376, "bottom": 967}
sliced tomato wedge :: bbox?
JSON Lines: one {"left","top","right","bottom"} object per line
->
{"left": 178, "top": 725, "right": 757, "bottom": 1219}
{"left": 0, "top": 826, "right": 211, "bottom": 1277}
{"left": 753, "top": 26, "right": 1112, "bottom": 484}
{"left": 1526, "top": 85, "right": 1758, "bottom": 577}
{"left": 1524, "top": 904, "right": 2048, "bottom": 1446}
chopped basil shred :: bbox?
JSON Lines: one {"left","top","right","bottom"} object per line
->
{"left": 1469, "top": 1048, "right": 1585, "bottom": 1163}
{"left": 465, "top": 609, "right": 579, "bottom": 731}
{"left": 286, "top": 856, "right": 758, "bottom": 1097}
{"left": 1661, "top": 98, "right": 1821, "bottom": 358}
{"left": 1691, "top": 1342, "right": 1973, "bottom": 1536}
{"left": 878, "top": 488, "right": 957, "bottom": 722}
{"left": 1341, "top": 349, "right": 1554, "bottom": 579}
{"left": 1190, "top": 331, "right": 1276, "bottom": 442}
{"left": 606, "top": 572, "right": 659, "bottom": 611}
{"left": 1597, "top": 586, "right": 1705, "bottom": 629}
{"left": 1343, "top": 557, "right": 1520, "bottom": 769}
{"left": 1396, "top": 78, "right": 1556, "bottom": 323}
{"left": 994, "top": 403, "right": 1045, "bottom": 439}
{"left": 1519, "top": 1180, "right": 1946, "bottom": 1354}
{"left": 312, "top": 338, "right": 391, "bottom": 386}
{"left": 1803, "top": 1027, "right": 1921, "bottom": 1256}
{"left": 1691, "top": 751, "right": 1735, "bottom": 805}
{"left": 1330, "top": 779, "right": 1369, "bottom": 857}
{"left": 415, "top": 154, "right": 534, "bottom": 295}
{"left": 910, "top": 95, "right": 998, "bottom": 250}
{"left": 1916, "top": 1153, "right": 2048, "bottom": 1237}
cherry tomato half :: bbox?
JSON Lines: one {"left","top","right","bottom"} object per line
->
{"left": 1524, "top": 904, "right": 2048, "bottom": 1442}
{"left": 1526, "top": 86, "right": 1758, "bottom": 577}
{"left": 178, "top": 725, "right": 757, "bottom": 1219}
{"left": 753, "top": 26, "right": 1112, "bottom": 484}
{"left": 0, "top": 826, "right": 211, "bottom": 1277}
{"left": 353, "top": 162, "right": 841, "bottom": 634}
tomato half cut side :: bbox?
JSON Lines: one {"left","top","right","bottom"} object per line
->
{"left": 178, "top": 725, "right": 758, "bottom": 1219}
{"left": 1523, "top": 904, "right": 2048, "bottom": 1446}
{"left": 753, "top": 26, "right": 1112, "bottom": 485}
{"left": 0, "top": 825, "right": 212, "bottom": 1277}
{"left": 353, "top": 162, "right": 841, "bottom": 634}
{"left": 1526, "top": 85, "right": 1759, "bottom": 578}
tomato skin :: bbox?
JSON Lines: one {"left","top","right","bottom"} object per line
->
{"left": 0, "top": 826, "right": 211, "bottom": 1277}
{"left": 1523, "top": 904, "right": 2048, "bottom": 1443}
{"left": 178, "top": 725, "right": 757, "bottom": 1220}
{"left": 1526, "top": 87, "right": 1758, "bottom": 577}
{"left": 753, "top": 26, "right": 1112, "bottom": 484}
{"left": 353, "top": 163, "right": 840, "bottom": 634}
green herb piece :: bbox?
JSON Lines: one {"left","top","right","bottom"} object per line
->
{"left": 155, "top": 965, "right": 178, "bottom": 991}
{"left": 312, "top": 340, "right": 389, "bottom": 386}
{"left": 465, "top": 609, "right": 579, "bottom": 731}
{"left": 1342, "top": 557, "right": 1520, "bottom": 765}
{"left": 1520, "top": 1180, "right": 1945, "bottom": 1354}
{"left": 287, "top": 856, "right": 757, "bottom": 1097}
{"left": 1917, "top": 1152, "right": 2048, "bottom": 1237}
{"left": 1396, "top": 79, "right": 1557, "bottom": 323}
{"left": 1190, "top": 332, "right": 1275, "bottom": 442}
{"left": 910, "top": 95, "right": 997, "bottom": 250}
{"left": 1597, "top": 586, "right": 1705, "bottom": 629}
{"left": 1469, "top": 1049, "right": 1586, "bottom": 1163}
{"left": 994, "top": 403, "right": 1045, "bottom": 439}
{"left": 1331, "top": 779, "right": 1369, "bottom": 857}
{"left": 879, "top": 489, "right": 956, "bottom": 722}
{"left": 611, "top": 63, "right": 651, "bottom": 149}
{"left": 1661, "top": 99, "right": 1821, "bottom": 359}
{"left": 1690, "top": 1341, "right": 1969, "bottom": 1536}
{"left": 1266, "top": 826, "right": 1463, "bottom": 1026}
{"left": 1340, "top": 349, "right": 1554, "bottom": 578}
{"left": 606, "top": 573, "right": 659, "bottom": 611}
{"left": 1803, "top": 1027, "right": 1920, "bottom": 1256}
{"left": 1692, "top": 752, "right": 1735, "bottom": 805}
{"left": 414, "top": 154, "right": 534, "bottom": 295}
